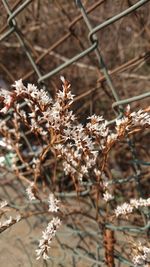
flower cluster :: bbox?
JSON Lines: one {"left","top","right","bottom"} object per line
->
{"left": 0, "top": 200, "right": 8, "bottom": 209}
{"left": 48, "top": 194, "right": 60, "bottom": 212}
{"left": 0, "top": 79, "right": 150, "bottom": 264}
{"left": 0, "top": 198, "right": 21, "bottom": 234}
{"left": 115, "top": 197, "right": 150, "bottom": 217}
{"left": 36, "top": 217, "right": 61, "bottom": 260}
{"left": 130, "top": 109, "right": 150, "bottom": 126}
{"left": 26, "top": 182, "right": 37, "bottom": 201}
{"left": 0, "top": 215, "right": 21, "bottom": 234}
{"left": 103, "top": 191, "right": 114, "bottom": 202}
{"left": 132, "top": 242, "right": 150, "bottom": 267}
{"left": 34, "top": 193, "right": 61, "bottom": 260}
{"left": 0, "top": 78, "right": 149, "bottom": 186}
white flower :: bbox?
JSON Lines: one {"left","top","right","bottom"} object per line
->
{"left": 81, "top": 165, "right": 88, "bottom": 174}
{"left": 132, "top": 242, "right": 150, "bottom": 266}
{"left": 36, "top": 217, "right": 61, "bottom": 260}
{"left": 28, "top": 112, "right": 36, "bottom": 118}
{"left": 26, "top": 182, "right": 36, "bottom": 201}
{"left": 88, "top": 114, "right": 104, "bottom": 123}
{"left": 116, "top": 117, "right": 128, "bottom": 127}
{"left": 60, "top": 76, "right": 65, "bottom": 83}
{"left": 0, "top": 200, "right": 8, "bottom": 209}
{"left": 0, "top": 156, "right": 5, "bottom": 166}
{"left": 2, "top": 216, "right": 12, "bottom": 226}
{"left": 30, "top": 119, "right": 38, "bottom": 130}
{"left": 0, "top": 106, "right": 9, "bottom": 114}
{"left": 12, "top": 79, "right": 24, "bottom": 95}
{"left": 4, "top": 94, "right": 12, "bottom": 106}
{"left": 16, "top": 214, "right": 21, "bottom": 222}
{"left": 48, "top": 194, "right": 60, "bottom": 212}
{"left": 115, "top": 197, "right": 150, "bottom": 217}
{"left": 130, "top": 197, "right": 150, "bottom": 208}
{"left": 94, "top": 168, "right": 101, "bottom": 176}
{"left": 131, "top": 109, "right": 150, "bottom": 126}
{"left": 54, "top": 144, "right": 64, "bottom": 151}
{"left": 126, "top": 104, "right": 130, "bottom": 113}
{"left": 115, "top": 202, "right": 133, "bottom": 217}
{"left": 106, "top": 133, "right": 118, "bottom": 144}
{"left": 103, "top": 191, "right": 114, "bottom": 202}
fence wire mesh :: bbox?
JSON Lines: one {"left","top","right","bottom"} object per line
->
{"left": 0, "top": 0, "right": 150, "bottom": 266}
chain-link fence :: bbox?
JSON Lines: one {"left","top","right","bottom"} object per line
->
{"left": 0, "top": 1, "right": 150, "bottom": 266}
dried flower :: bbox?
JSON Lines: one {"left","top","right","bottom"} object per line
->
{"left": 103, "top": 191, "right": 114, "bottom": 202}
{"left": 48, "top": 194, "right": 60, "bottom": 212}
{"left": 0, "top": 80, "right": 149, "bottom": 185}
{"left": 36, "top": 217, "right": 61, "bottom": 260}
{"left": 132, "top": 242, "right": 150, "bottom": 267}
{"left": 0, "top": 200, "right": 8, "bottom": 209}
{"left": 131, "top": 109, "right": 150, "bottom": 126}
{"left": 115, "top": 202, "right": 133, "bottom": 217}
{"left": 0, "top": 138, "right": 13, "bottom": 150}
{"left": 115, "top": 197, "right": 150, "bottom": 217}
{"left": 0, "top": 215, "right": 21, "bottom": 234}
{"left": 26, "top": 182, "right": 36, "bottom": 201}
